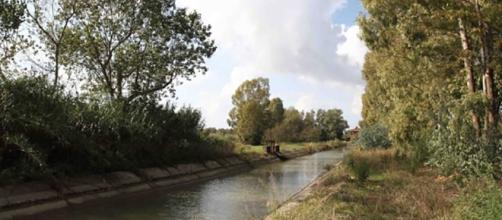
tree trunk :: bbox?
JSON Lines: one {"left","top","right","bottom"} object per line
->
{"left": 474, "top": 1, "right": 499, "bottom": 131}
{"left": 484, "top": 68, "right": 498, "bottom": 129}
{"left": 54, "top": 46, "right": 60, "bottom": 89}
{"left": 458, "top": 18, "right": 481, "bottom": 137}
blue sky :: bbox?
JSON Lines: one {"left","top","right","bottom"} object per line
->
{"left": 175, "top": 0, "right": 367, "bottom": 128}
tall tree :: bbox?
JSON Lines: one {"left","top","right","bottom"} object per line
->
{"left": 359, "top": 0, "right": 502, "bottom": 175}
{"left": 316, "top": 109, "right": 348, "bottom": 140}
{"left": 301, "top": 110, "right": 321, "bottom": 142}
{"left": 234, "top": 101, "right": 268, "bottom": 145}
{"left": 26, "top": 0, "right": 80, "bottom": 88}
{"left": 266, "top": 97, "right": 285, "bottom": 128}
{"left": 67, "top": 0, "right": 216, "bottom": 105}
{"left": 228, "top": 77, "right": 270, "bottom": 145}
{"left": 278, "top": 108, "right": 305, "bottom": 143}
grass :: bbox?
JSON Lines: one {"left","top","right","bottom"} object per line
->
{"left": 268, "top": 148, "right": 461, "bottom": 220}
{"left": 446, "top": 181, "right": 502, "bottom": 220}
{"left": 269, "top": 147, "right": 502, "bottom": 219}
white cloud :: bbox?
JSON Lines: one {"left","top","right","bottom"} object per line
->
{"left": 351, "top": 86, "right": 365, "bottom": 115}
{"left": 337, "top": 25, "right": 368, "bottom": 67}
{"left": 221, "top": 67, "right": 260, "bottom": 98}
{"left": 178, "top": 0, "right": 365, "bottom": 85}
{"left": 295, "top": 94, "right": 316, "bottom": 111}
{"left": 176, "top": 0, "right": 368, "bottom": 128}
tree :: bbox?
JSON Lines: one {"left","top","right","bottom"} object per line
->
{"left": 67, "top": 0, "right": 216, "bottom": 105}
{"left": 300, "top": 110, "right": 321, "bottom": 142}
{"left": 0, "top": 0, "right": 25, "bottom": 80}
{"left": 0, "top": 0, "right": 24, "bottom": 34}
{"left": 26, "top": 0, "right": 81, "bottom": 88}
{"left": 228, "top": 77, "right": 270, "bottom": 145}
{"left": 316, "top": 109, "right": 348, "bottom": 140}
{"left": 358, "top": 123, "right": 391, "bottom": 149}
{"left": 266, "top": 108, "right": 305, "bottom": 143}
{"left": 281, "top": 108, "right": 305, "bottom": 142}
{"left": 358, "top": 0, "right": 502, "bottom": 175}
{"left": 266, "top": 97, "right": 285, "bottom": 127}
{"left": 234, "top": 101, "right": 268, "bottom": 145}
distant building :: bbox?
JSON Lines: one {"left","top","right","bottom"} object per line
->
{"left": 345, "top": 127, "right": 360, "bottom": 141}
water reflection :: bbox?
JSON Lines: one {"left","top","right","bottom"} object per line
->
{"left": 25, "top": 149, "right": 345, "bottom": 220}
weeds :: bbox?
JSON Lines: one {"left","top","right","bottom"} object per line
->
{"left": 269, "top": 148, "right": 460, "bottom": 220}
{"left": 448, "top": 180, "right": 502, "bottom": 220}
{"left": 0, "top": 77, "right": 236, "bottom": 184}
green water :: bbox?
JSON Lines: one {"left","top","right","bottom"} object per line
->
{"left": 25, "top": 149, "right": 346, "bottom": 220}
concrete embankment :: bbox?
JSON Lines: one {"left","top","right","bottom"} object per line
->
{"left": 264, "top": 161, "right": 343, "bottom": 220}
{"left": 0, "top": 148, "right": 328, "bottom": 219}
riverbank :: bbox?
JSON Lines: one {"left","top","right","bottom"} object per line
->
{"left": 267, "top": 147, "right": 502, "bottom": 220}
{"left": 0, "top": 141, "right": 345, "bottom": 219}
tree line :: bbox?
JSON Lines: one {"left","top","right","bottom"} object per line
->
{"left": 0, "top": 0, "right": 349, "bottom": 183}
{"left": 359, "top": 0, "right": 502, "bottom": 177}
{"left": 228, "top": 77, "right": 349, "bottom": 145}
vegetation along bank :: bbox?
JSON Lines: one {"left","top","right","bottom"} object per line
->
{"left": 0, "top": 0, "right": 351, "bottom": 188}
{"left": 270, "top": 0, "right": 502, "bottom": 219}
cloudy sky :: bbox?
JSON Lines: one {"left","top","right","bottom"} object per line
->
{"left": 175, "top": 0, "right": 367, "bottom": 128}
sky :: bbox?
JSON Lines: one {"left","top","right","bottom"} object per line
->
{"left": 175, "top": 0, "right": 368, "bottom": 129}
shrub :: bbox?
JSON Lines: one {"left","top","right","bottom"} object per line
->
{"left": 451, "top": 181, "right": 502, "bottom": 220}
{"left": 428, "top": 102, "right": 498, "bottom": 177}
{"left": 0, "top": 76, "right": 236, "bottom": 183}
{"left": 357, "top": 123, "right": 391, "bottom": 149}
{"left": 346, "top": 152, "right": 370, "bottom": 182}
{"left": 352, "top": 159, "right": 370, "bottom": 182}
{"left": 344, "top": 148, "right": 403, "bottom": 183}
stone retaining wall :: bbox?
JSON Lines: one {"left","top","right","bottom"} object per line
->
{"left": 0, "top": 149, "right": 321, "bottom": 219}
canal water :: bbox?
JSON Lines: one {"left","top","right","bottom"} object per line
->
{"left": 26, "top": 149, "right": 346, "bottom": 220}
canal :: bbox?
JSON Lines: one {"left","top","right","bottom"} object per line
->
{"left": 24, "top": 149, "right": 346, "bottom": 220}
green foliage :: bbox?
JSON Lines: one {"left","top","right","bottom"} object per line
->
{"left": 57, "top": 0, "right": 216, "bottom": 102}
{"left": 234, "top": 100, "right": 268, "bottom": 145}
{"left": 229, "top": 78, "right": 350, "bottom": 145}
{"left": 357, "top": 123, "right": 391, "bottom": 149}
{"left": 358, "top": 1, "right": 502, "bottom": 177}
{"left": 228, "top": 78, "right": 271, "bottom": 145}
{"left": 264, "top": 107, "right": 349, "bottom": 143}
{"left": 452, "top": 182, "right": 502, "bottom": 220}
{"left": 428, "top": 101, "right": 498, "bottom": 177}
{"left": 265, "top": 108, "right": 304, "bottom": 143}
{"left": 316, "top": 109, "right": 349, "bottom": 140}
{"left": 0, "top": 0, "right": 24, "bottom": 34}
{"left": 0, "top": 0, "right": 26, "bottom": 79}
{"left": 267, "top": 98, "right": 285, "bottom": 127}
{"left": 346, "top": 155, "right": 370, "bottom": 182}
{"left": 0, "top": 0, "right": 222, "bottom": 183}
{"left": 0, "top": 77, "right": 233, "bottom": 183}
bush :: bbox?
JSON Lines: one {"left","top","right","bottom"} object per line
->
{"left": 346, "top": 151, "right": 371, "bottom": 182}
{"left": 357, "top": 123, "right": 391, "bottom": 149}
{"left": 344, "top": 148, "right": 403, "bottom": 183}
{"left": 0, "top": 77, "right": 236, "bottom": 183}
{"left": 452, "top": 182, "right": 502, "bottom": 220}
{"left": 428, "top": 102, "right": 498, "bottom": 177}
{"left": 351, "top": 159, "right": 370, "bottom": 182}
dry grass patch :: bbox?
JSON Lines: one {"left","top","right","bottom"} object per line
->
{"left": 268, "top": 148, "right": 460, "bottom": 220}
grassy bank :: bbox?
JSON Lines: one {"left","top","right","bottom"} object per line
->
{"left": 234, "top": 140, "right": 346, "bottom": 158}
{"left": 0, "top": 78, "right": 241, "bottom": 186}
{"left": 268, "top": 148, "right": 502, "bottom": 220}
{"left": 0, "top": 77, "right": 344, "bottom": 186}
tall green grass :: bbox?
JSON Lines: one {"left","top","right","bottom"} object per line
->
{"left": 0, "top": 77, "right": 235, "bottom": 184}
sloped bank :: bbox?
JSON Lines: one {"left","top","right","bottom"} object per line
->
{"left": 0, "top": 145, "right": 342, "bottom": 219}
{"left": 264, "top": 161, "right": 342, "bottom": 220}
